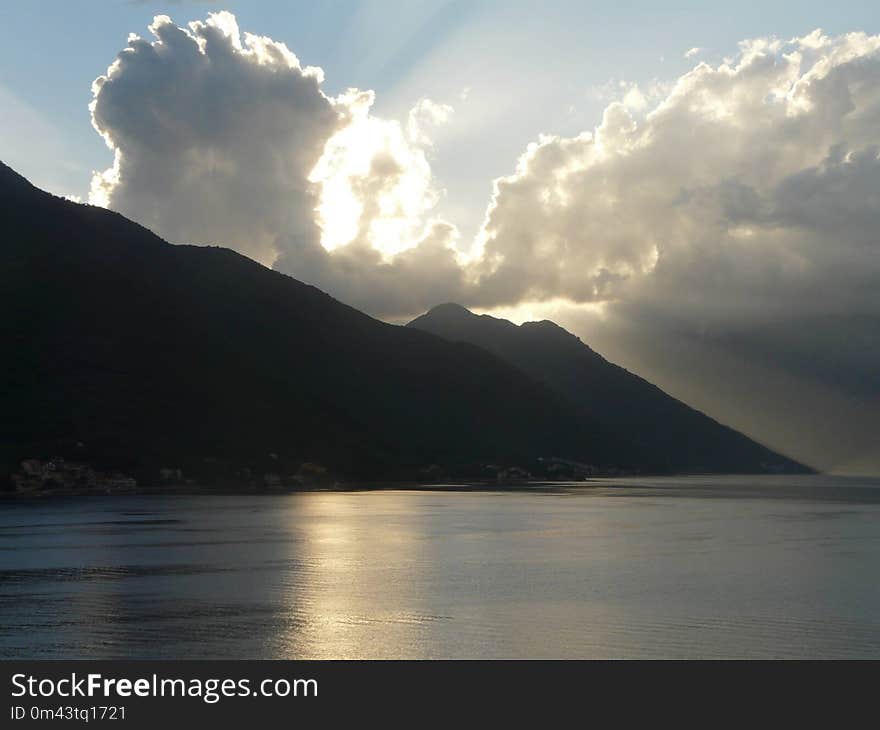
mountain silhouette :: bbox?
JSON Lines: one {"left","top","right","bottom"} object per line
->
{"left": 1, "top": 161, "right": 665, "bottom": 486}
{"left": 409, "top": 303, "right": 808, "bottom": 474}
{"left": 1, "top": 162, "right": 807, "bottom": 486}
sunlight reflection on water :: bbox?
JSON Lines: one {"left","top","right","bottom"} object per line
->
{"left": 1, "top": 475, "right": 879, "bottom": 658}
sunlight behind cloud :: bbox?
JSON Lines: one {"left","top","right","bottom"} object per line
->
{"left": 310, "top": 92, "right": 453, "bottom": 260}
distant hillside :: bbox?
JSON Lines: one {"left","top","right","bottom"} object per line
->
{"left": 0, "top": 162, "right": 652, "bottom": 487}
{"left": 409, "top": 304, "right": 809, "bottom": 474}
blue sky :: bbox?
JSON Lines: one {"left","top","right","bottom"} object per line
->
{"left": 2, "top": 0, "right": 878, "bottom": 238}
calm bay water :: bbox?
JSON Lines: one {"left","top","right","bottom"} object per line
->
{"left": 1, "top": 475, "right": 879, "bottom": 659}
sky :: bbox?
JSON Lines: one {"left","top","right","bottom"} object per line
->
{"left": 2, "top": 1, "right": 879, "bottom": 473}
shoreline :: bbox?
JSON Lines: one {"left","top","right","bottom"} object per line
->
{"left": 0, "top": 480, "right": 598, "bottom": 498}
{"left": 0, "top": 472, "right": 832, "bottom": 499}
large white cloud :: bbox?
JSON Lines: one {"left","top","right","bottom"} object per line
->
{"left": 89, "top": 12, "right": 465, "bottom": 315}
{"left": 473, "top": 29, "right": 880, "bottom": 319}
{"left": 91, "top": 13, "right": 338, "bottom": 266}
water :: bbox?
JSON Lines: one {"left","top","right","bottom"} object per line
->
{"left": 1, "top": 475, "right": 879, "bottom": 659}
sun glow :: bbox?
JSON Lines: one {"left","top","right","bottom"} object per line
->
{"left": 309, "top": 93, "right": 452, "bottom": 260}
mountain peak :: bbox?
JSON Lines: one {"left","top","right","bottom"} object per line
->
{"left": 412, "top": 303, "right": 524, "bottom": 338}
{"left": 415, "top": 305, "right": 581, "bottom": 343}
{"left": 425, "top": 302, "right": 475, "bottom": 319}
{"left": 409, "top": 298, "right": 809, "bottom": 475}
{"left": 521, "top": 319, "right": 568, "bottom": 335}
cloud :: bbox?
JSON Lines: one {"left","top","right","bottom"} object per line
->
{"left": 473, "top": 30, "right": 880, "bottom": 318}
{"left": 684, "top": 47, "right": 702, "bottom": 59}
{"left": 308, "top": 92, "right": 453, "bottom": 258}
{"left": 90, "top": 12, "right": 338, "bottom": 266}
{"left": 90, "top": 12, "right": 464, "bottom": 315}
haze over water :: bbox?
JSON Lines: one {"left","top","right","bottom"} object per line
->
{"left": 1, "top": 475, "right": 879, "bottom": 659}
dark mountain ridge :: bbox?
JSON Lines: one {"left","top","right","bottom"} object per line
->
{"left": 1, "top": 162, "right": 807, "bottom": 488}
{"left": 1, "top": 162, "right": 652, "bottom": 487}
{"left": 408, "top": 303, "right": 809, "bottom": 474}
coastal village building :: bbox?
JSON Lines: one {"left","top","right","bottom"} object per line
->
{"left": 11, "top": 458, "right": 136, "bottom": 494}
